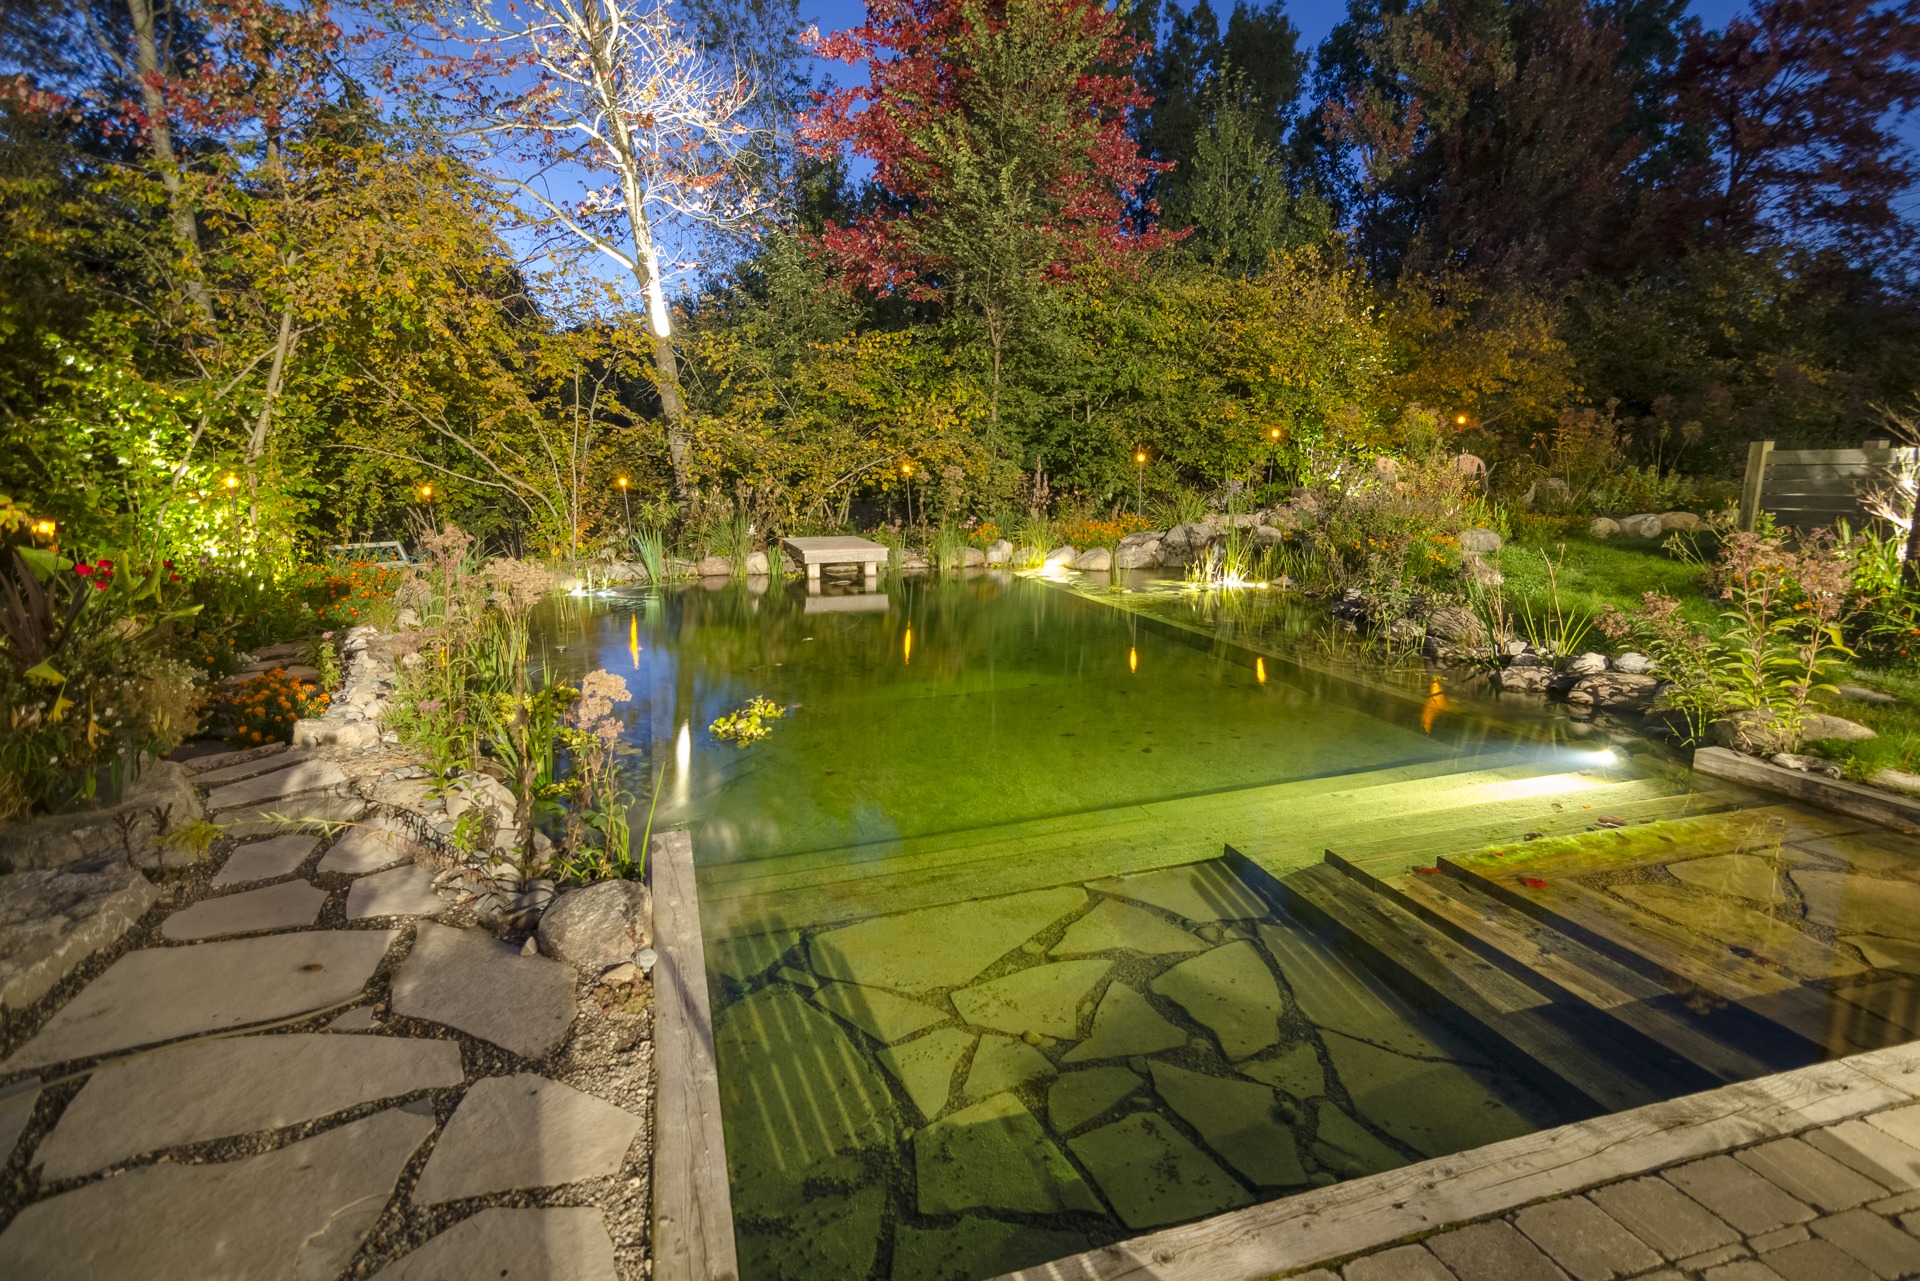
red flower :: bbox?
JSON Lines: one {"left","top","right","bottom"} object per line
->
{"left": 1522, "top": 876, "right": 1548, "bottom": 890}
{"left": 91, "top": 580, "right": 108, "bottom": 591}
{"left": 73, "top": 563, "right": 93, "bottom": 576}
{"left": 97, "top": 558, "right": 113, "bottom": 570}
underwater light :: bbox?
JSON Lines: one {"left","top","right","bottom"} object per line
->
{"left": 1583, "top": 748, "right": 1620, "bottom": 767}
{"left": 1256, "top": 657, "right": 1266, "bottom": 684}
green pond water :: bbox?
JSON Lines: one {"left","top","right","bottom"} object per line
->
{"left": 541, "top": 572, "right": 1609, "bottom": 1281}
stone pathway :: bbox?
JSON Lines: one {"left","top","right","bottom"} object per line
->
{"left": 0, "top": 737, "right": 656, "bottom": 1281}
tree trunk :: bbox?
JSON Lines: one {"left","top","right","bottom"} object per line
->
{"left": 1905, "top": 485, "right": 1920, "bottom": 589}
{"left": 125, "top": 0, "right": 214, "bottom": 326}
{"left": 245, "top": 304, "right": 297, "bottom": 466}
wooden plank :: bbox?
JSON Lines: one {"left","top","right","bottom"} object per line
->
{"left": 1278, "top": 862, "right": 1663, "bottom": 1112}
{"left": 1380, "top": 870, "right": 1784, "bottom": 1084}
{"left": 1769, "top": 447, "right": 1896, "bottom": 465}
{"left": 1695, "top": 747, "right": 1920, "bottom": 835}
{"left": 994, "top": 1045, "right": 1920, "bottom": 1281}
{"left": 1740, "top": 440, "right": 1775, "bottom": 532}
{"left": 649, "top": 829, "right": 740, "bottom": 1281}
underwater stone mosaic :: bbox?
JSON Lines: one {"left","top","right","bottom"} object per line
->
{"left": 708, "top": 857, "right": 1567, "bottom": 1281}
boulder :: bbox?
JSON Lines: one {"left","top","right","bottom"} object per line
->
{"left": 1801, "top": 713, "right": 1877, "bottom": 743}
{"left": 1493, "top": 665, "right": 1552, "bottom": 694}
{"left": 0, "top": 863, "right": 161, "bottom": 1009}
{"left": 293, "top": 718, "right": 380, "bottom": 750}
{"left": 1613, "top": 652, "right": 1654, "bottom": 675}
{"left": 985, "top": 539, "right": 1014, "bottom": 567}
{"left": 1588, "top": 517, "right": 1621, "bottom": 538}
{"left": 694, "top": 555, "right": 732, "bottom": 578}
{"left": 0, "top": 763, "right": 205, "bottom": 873}
{"left": 535, "top": 880, "right": 653, "bottom": 969}
{"left": 1070, "top": 547, "right": 1112, "bottom": 573}
{"left": 1113, "top": 540, "right": 1160, "bottom": 570}
{"left": 602, "top": 562, "right": 650, "bottom": 585}
{"left": 1564, "top": 652, "right": 1609, "bottom": 676}
{"left": 1618, "top": 513, "right": 1664, "bottom": 539}
{"left": 1117, "top": 530, "right": 1166, "bottom": 548}
{"left": 743, "top": 550, "right": 770, "bottom": 575}
{"left": 900, "top": 552, "right": 931, "bottom": 571}
{"left": 1659, "top": 511, "right": 1704, "bottom": 533}
{"left": 1043, "top": 545, "right": 1076, "bottom": 568}
{"left": 1874, "top": 769, "right": 1920, "bottom": 795}
{"left": 1710, "top": 710, "right": 1790, "bottom": 755}
{"left": 1465, "top": 557, "right": 1504, "bottom": 588}
{"left": 1562, "top": 672, "right": 1660, "bottom": 712}
{"left": 1456, "top": 528, "right": 1503, "bottom": 556}
{"left": 963, "top": 547, "right": 988, "bottom": 568}
{"left": 663, "top": 557, "right": 697, "bottom": 578}
{"left": 1251, "top": 525, "right": 1287, "bottom": 549}
{"left": 1423, "top": 606, "right": 1487, "bottom": 646}
{"left": 1772, "top": 753, "right": 1843, "bottom": 778}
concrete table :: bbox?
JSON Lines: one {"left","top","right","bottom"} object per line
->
{"left": 781, "top": 536, "right": 891, "bottom": 589}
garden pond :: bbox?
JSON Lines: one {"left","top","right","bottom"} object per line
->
{"left": 534, "top": 569, "right": 1746, "bottom": 1281}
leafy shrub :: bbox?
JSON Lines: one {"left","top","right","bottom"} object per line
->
{"left": 205, "top": 668, "right": 329, "bottom": 746}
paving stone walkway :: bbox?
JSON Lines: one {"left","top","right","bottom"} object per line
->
{"left": 1290, "top": 1102, "right": 1920, "bottom": 1281}
{"left": 0, "top": 742, "right": 655, "bottom": 1281}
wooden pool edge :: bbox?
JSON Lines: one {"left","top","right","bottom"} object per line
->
{"left": 649, "top": 828, "right": 741, "bottom": 1281}
{"left": 995, "top": 1039, "right": 1920, "bottom": 1281}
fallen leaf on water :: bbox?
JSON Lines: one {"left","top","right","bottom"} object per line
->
{"left": 1522, "top": 876, "right": 1549, "bottom": 890}
{"left": 1413, "top": 865, "right": 1440, "bottom": 876}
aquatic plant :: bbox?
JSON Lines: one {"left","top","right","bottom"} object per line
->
{"left": 710, "top": 696, "right": 786, "bottom": 745}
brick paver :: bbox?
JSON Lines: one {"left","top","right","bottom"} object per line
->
{"left": 1812, "top": 1122, "right": 1920, "bottom": 1195}
{"left": 1758, "top": 1237, "right": 1879, "bottom": 1281}
{"left": 1513, "top": 1195, "right": 1662, "bottom": 1281}
{"left": 1589, "top": 1176, "right": 1742, "bottom": 1259}
{"left": 1739, "top": 1139, "right": 1890, "bottom": 1212}
{"left": 1668, "top": 1155, "right": 1818, "bottom": 1235}
{"left": 1342, "top": 1243, "right": 1455, "bottom": 1281}
{"left": 1810, "top": 1207, "right": 1920, "bottom": 1277}
{"left": 1425, "top": 1221, "right": 1570, "bottom": 1280}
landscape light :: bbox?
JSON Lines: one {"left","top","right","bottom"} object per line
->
{"left": 1455, "top": 413, "right": 1469, "bottom": 426}
{"left": 1584, "top": 748, "right": 1620, "bottom": 767}
{"left": 224, "top": 474, "right": 239, "bottom": 490}
{"left": 1134, "top": 451, "right": 1146, "bottom": 465}
{"left": 419, "top": 484, "right": 433, "bottom": 501}
{"left": 1269, "top": 428, "right": 1281, "bottom": 441}
{"left": 617, "top": 477, "right": 629, "bottom": 490}
{"left": 32, "top": 519, "right": 54, "bottom": 537}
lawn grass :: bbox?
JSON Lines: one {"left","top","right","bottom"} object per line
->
{"left": 1495, "top": 535, "right": 1718, "bottom": 631}
{"left": 1805, "top": 666, "right": 1920, "bottom": 780}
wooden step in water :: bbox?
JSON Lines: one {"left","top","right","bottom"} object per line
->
{"left": 1275, "top": 861, "right": 1674, "bottom": 1114}
{"left": 1440, "top": 852, "right": 1907, "bottom": 1059}
{"left": 1367, "top": 862, "right": 1790, "bottom": 1083}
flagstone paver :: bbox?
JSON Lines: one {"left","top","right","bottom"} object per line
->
{"left": 1312, "top": 1103, "right": 1409, "bottom": 1177}
{"left": 345, "top": 863, "right": 443, "bottom": 919}
{"left": 915, "top": 1092, "right": 1100, "bottom": 1217}
{"left": 188, "top": 747, "right": 307, "bottom": 785}
{"left": 412, "top": 1073, "right": 642, "bottom": 1203}
{"left": 809, "top": 887, "right": 1085, "bottom": 995}
{"left": 964, "top": 1034, "right": 1055, "bottom": 1099}
{"left": 1322, "top": 1032, "right": 1535, "bottom": 1158}
{"left": 1069, "top": 1111, "right": 1252, "bottom": 1229}
{"left": 1240, "top": 1041, "right": 1326, "bottom": 1098}
{"left": 32, "top": 1032, "right": 462, "bottom": 1181}
{"left": 1087, "top": 861, "right": 1270, "bottom": 923}
{"left": 1061, "top": 981, "right": 1186, "bottom": 1063}
{"left": 0, "top": 1078, "right": 38, "bottom": 1163}
{"left": 952, "top": 958, "right": 1110, "bottom": 1039}
{"left": 203, "top": 759, "right": 349, "bottom": 811}
{"left": 159, "top": 879, "right": 326, "bottom": 940}
{"left": 705, "top": 930, "right": 800, "bottom": 983}
{"left": 876, "top": 1028, "right": 972, "bottom": 1121}
{"left": 1050, "top": 899, "right": 1205, "bottom": 958}
{"left": 371, "top": 1208, "right": 619, "bottom": 1281}
{"left": 221, "top": 792, "right": 367, "bottom": 838}
{"left": 390, "top": 921, "right": 574, "bottom": 1059}
{"left": 3, "top": 929, "right": 397, "bottom": 1071}
{"left": 1150, "top": 1061, "right": 1307, "bottom": 1187}
{"left": 317, "top": 815, "right": 423, "bottom": 875}
{"left": 890, "top": 1217, "right": 1089, "bottom": 1281}
{"left": 0, "top": 1107, "right": 433, "bottom": 1280}
{"left": 328, "top": 1005, "right": 378, "bottom": 1030}
{"left": 1047, "top": 1066, "right": 1142, "bottom": 1133}
{"left": 210, "top": 834, "right": 318, "bottom": 887}
{"left": 0, "top": 864, "right": 160, "bottom": 1010}
{"left": 1667, "top": 854, "right": 1792, "bottom": 903}
{"left": 811, "top": 981, "right": 948, "bottom": 1044}
{"left": 1150, "top": 940, "right": 1286, "bottom": 1060}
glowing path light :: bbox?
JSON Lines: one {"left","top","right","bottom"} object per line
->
{"left": 629, "top": 615, "right": 641, "bottom": 670}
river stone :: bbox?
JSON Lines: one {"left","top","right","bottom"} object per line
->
{"left": 1614, "top": 652, "right": 1654, "bottom": 675}
{"left": 718, "top": 986, "right": 898, "bottom": 1214}
{"left": 707, "top": 931, "right": 800, "bottom": 983}
{"left": 877, "top": 1028, "right": 972, "bottom": 1122}
{"left": 0, "top": 1106, "right": 432, "bottom": 1281}
{"left": 3, "top": 930, "right": 397, "bottom": 1072}
{"left": 317, "top": 817, "right": 422, "bottom": 875}
{"left": 739, "top": 1185, "right": 888, "bottom": 1281}
{"left": 1069, "top": 547, "right": 1111, "bottom": 573}
{"left": 1113, "top": 540, "right": 1160, "bottom": 570}
{"left": 1563, "top": 672, "right": 1660, "bottom": 712}
{"left": 985, "top": 539, "right": 1013, "bottom": 566}
{"left": 0, "top": 1079, "right": 38, "bottom": 1164}
{"left": 1068, "top": 1113, "right": 1251, "bottom": 1229}
{"left": 346, "top": 864, "right": 443, "bottom": 920}
{"left": 809, "top": 887, "right": 1085, "bottom": 995}
{"left": 213, "top": 835, "right": 319, "bottom": 887}
{"left": 1257, "top": 923, "right": 1459, "bottom": 1058}
{"left": 965, "top": 1035, "right": 1055, "bottom": 1100}
{"left": 371, "top": 1208, "right": 616, "bottom": 1281}
{"left": 162, "top": 879, "right": 327, "bottom": 940}
{"left": 413, "top": 1073, "right": 641, "bottom": 1202}
{"left": 952, "top": 959, "right": 1109, "bottom": 1039}
{"left": 1240, "top": 1042, "right": 1325, "bottom": 1098}
{"left": 205, "top": 759, "right": 349, "bottom": 812}
{"left": 390, "top": 923, "right": 575, "bottom": 1060}
{"left": 1062, "top": 982, "right": 1186, "bottom": 1063}
{"left": 1048, "top": 1067, "right": 1141, "bottom": 1132}
{"left": 1313, "top": 1103, "right": 1408, "bottom": 1177}
{"left": 890, "top": 1217, "right": 1090, "bottom": 1281}
{"left": 32, "top": 1032, "right": 461, "bottom": 1181}
{"left": 0, "top": 763, "right": 202, "bottom": 871}
{"left": 1149, "top": 1061, "right": 1307, "bottom": 1187}
{"left": 1668, "top": 854, "right": 1789, "bottom": 903}
{"left": 1613, "top": 883, "right": 1863, "bottom": 980}
{"left": 223, "top": 792, "right": 367, "bottom": 839}
{"left": 1050, "top": 900, "right": 1204, "bottom": 958}
{"left": 1322, "top": 1032, "right": 1532, "bottom": 1159}
{"left": 1150, "top": 941, "right": 1284, "bottom": 1060}
{"left": 812, "top": 982, "right": 948, "bottom": 1044}
{"left": 1847, "top": 936, "right": 1920, "bottom": 975}
{"left": 0, "top": 864, "right": 160, "bottom": 1011}
{"left": 535, "top": 880, "right": 651, "bottom": 968}
{"left": 1087, "top": 861, "right": 1268, "bottom": 923}
{"left": 1456, "top": 528, "right": 1503, "bottom": 555}
{"left": 915, "top": 1093, "right": 1099, "bottom": 1217}
{"left": 1589, "top": 517, "right": 1620, "bottom": 538}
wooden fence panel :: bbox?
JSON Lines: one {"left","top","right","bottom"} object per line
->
{"left": 1738, "top": 440, "right": 1912, "bottom": 531}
